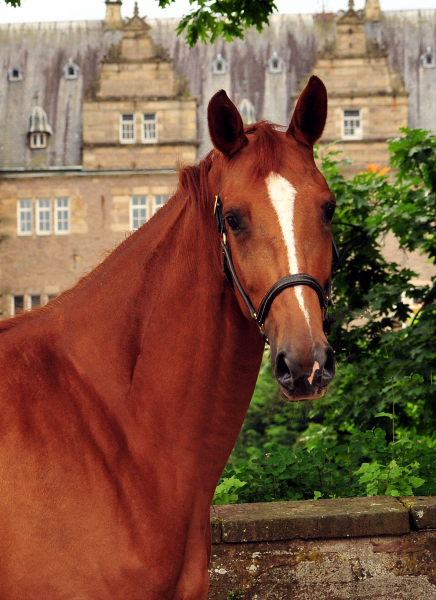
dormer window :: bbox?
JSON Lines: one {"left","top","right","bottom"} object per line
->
{"left": 63, "top": 59, "right": 80, "bottom": 80}
{"left": 421, "top": 47, "right": 436, "bottom": 69}
{"left": 8, "top": 66, "right": 23, "bottom": 82}
{"left": 30, "top": 132, "right": 48, "bottom": 149}
{"left": 268, "top": 52, "right": 283, "bottom": 74}
{"left": 212, "top": 53, "right": 228, "bottom": 75}
{"left": 28, "top": 105, "right": 53, "bottom": 150}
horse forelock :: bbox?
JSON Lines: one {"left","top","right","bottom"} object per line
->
{"left": 177, "top": 122, "right": 287, "bottom": 207}
{"left": 242, "top": 121, "right": 286, "bottom": 180}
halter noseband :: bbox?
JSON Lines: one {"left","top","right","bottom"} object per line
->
{"left": 214, "top": 195, "right": 335, "bottom": 344}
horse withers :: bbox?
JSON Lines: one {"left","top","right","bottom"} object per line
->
{"left": 0, "top": 76, "right": 335, "bottom": 599}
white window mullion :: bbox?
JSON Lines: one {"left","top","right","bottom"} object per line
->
{"left": 130, "top": 196, "right": 147, "bottom": 230}
{"left": 55, "top": 198, "right": 70, "bottom": 234}
{"left": 17, "top": 199, "right": 33, "bottom": 236}
{"left": 120, "top": 113, "right": 135, "bottom": 143}
{"left": 153, "top": 195, "right": 169, "bottom": 215}
{"left": 36, "top": 198, "right": 51, "bottom": 235}
{"left": 342, "top": 109, "right": 363, "bottom": 140}
{"left": 142, "top": 113, "right": 157, "bottom": 143}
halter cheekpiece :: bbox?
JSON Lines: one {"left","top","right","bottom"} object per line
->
{"left": 214, "top": 194, "right": 334, "bottom": 344}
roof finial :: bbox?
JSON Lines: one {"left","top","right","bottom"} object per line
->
{"left": 134, "top": 1, "right": 139, "bottom": 17}
{"left": 349, "top": 0, "right": 355, "bottom": 9}
{"left": 33, "top": 86, "right": 40, "bottom": 104}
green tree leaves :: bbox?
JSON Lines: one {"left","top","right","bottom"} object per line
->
{"left": 158, "top": 0, "right": 277, "bottom": 46}
{"left": 217, "top": 129, "right": 436, "bottom": 504}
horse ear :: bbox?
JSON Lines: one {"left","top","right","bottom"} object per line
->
{"left": 208, "top": 90, "right": 248, "bottom": 158}
{"left": 287, "top": 76, "right": 328, "bottom": 147}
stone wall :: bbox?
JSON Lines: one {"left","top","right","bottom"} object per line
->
{"left": 208, "top": 496, "right": 436, "bottom": 599}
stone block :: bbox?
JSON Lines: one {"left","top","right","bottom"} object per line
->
{"left": 210, "top": 496, "right": 410, "bottom": 544}
{"left": 401, "top": 496, "right": 436, "bottom": 530}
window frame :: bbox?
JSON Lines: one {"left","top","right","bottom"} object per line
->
{"left": 12, "top": 295, "right": 25, "bottom": 316}
{"left": 342, "top": 109, "right": 363, "bottom": 140}
{"left": 130, "top": 196, "right": 147, "bottom": 231}
{"left": 142, "top": 113, "right": 158, "bottom": 144}
{"left": 55, "top": 197, "right": 70, "bottom": 235}
{"left": 120, "top": 113, "right": 136, "bottom": 144}
{"left": 212, "top": 53, "right": 228, "bottom": 75}
{"left": 153, "top": 194, "right": 169, "bottom": 215}
{"left": 8, "top": 66, "right": 23, "bottom": 82}
{"left": 36, "top": 198, "right": 52, "bottom": 236}
{"left": 17, "top": 199, "right": 33, "bottom": 236}
{"left": 29, "top": 132, "right": 48, "bottom": 149}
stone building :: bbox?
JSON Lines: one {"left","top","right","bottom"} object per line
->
{"left": 311, "top": 0, "right": 409, "bottom": 170}
{"left": 0, "top": 0, "right": 435, "bottom": 317}
{"left": 0, "top": 1, "right": 196, "bottom": 317}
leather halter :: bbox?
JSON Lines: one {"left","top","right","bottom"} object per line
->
{"left": 214, "top": 195, "right": 335, "bottom": 343}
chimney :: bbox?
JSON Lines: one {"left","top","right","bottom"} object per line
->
{"left": 104, "top": 0, "right": 123, "bottom": 30}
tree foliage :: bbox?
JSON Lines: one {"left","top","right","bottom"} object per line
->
{"left": 158, "top": 0, "right": 277, "bottom": 46}
{"left": 221, "top": 128, "right": 436, "bottom": 502}
{"left": 318, "top": 129, "right": 436, "bottom": 437}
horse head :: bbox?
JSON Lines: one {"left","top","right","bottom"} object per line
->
{"left": 207, "top": 76, "right": 335, "bottom": 401}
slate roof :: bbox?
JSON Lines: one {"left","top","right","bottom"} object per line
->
{"left": 0, "top": 9, "right": 435, "bottom": 170}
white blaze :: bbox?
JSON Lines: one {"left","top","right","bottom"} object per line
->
{"left": 265, "top": 172, "right": 312, "bottom": 333}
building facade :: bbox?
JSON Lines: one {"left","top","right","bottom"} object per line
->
{"left": 0, "top": 0, "right": 435, "bottom": 317}
{"left": 0, "top": 1, "right": 196, "bottom": 317}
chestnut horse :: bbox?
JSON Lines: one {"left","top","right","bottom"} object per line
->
{"left": 0, "top": 76, "right": 335, "bottom": 599}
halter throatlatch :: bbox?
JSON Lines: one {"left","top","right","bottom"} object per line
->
{"left": 214, "top": 195, "right": 334, "bottom": 344}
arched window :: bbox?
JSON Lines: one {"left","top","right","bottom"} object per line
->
{"left": 8, "top": 66, "right": 23, "bottom": 82}
{"left": 268, "top": 52, "right": 283, "bottom": 74}
{"left": 63, "top": 59, "right": 80, "bottom": 80}
{"left": 212, "top": 53, "right": 228, "bottom": 75}
{"left": 421, "top": 47, "right": 436, "bottom": 69}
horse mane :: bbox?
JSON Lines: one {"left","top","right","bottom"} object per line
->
{"left": 176, "top": 149, "right": 215, "bottom": 212}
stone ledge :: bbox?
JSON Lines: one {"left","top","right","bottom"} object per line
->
{"left": 210, "top": 496, "right": 411, "bottom": 543}
{"left": 400, "top": 496, "right": 436, "bottom": 530}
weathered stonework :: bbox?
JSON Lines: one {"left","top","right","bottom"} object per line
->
{"left": 208, "top": 497, "right": 436, "bottom": 599}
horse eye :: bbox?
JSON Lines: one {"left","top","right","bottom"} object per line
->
{"left": 324, "top": 202, "right": 336, "bottom": 222}
{"left": 226, "top": 215, "right": 240, "bottom": 230}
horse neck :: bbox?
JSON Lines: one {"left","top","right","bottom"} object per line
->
{"left": 59, "top": 187, "right": 264, "bottom": 457}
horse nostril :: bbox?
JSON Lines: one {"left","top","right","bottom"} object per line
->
{"left": 322, "top": 345, "right": 335, "bottom": 383}
{"left": 275, "top": 352, "right": 292, "bottom": 389}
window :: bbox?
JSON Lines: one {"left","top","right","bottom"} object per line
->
{"left": 342, "top": 109, "right": 362, "bottom": 140}
{"left": 142, "top": 113, "right": 157, "bottom": 143}
{"left": 55, "top": 198, "right": 70, "bottom": 234}
{"left": 12, "top": 295, "right": 24, "bottom": 315}
{"left": 30, "top": 295, "right": 42, "bottom": 309}
{"left": 212, "top": 53, "right": 228, "bottom": 75}
{"left": 120, "top": 113, "right": 135, "bottom": 143}
{"left": 17, "top": 199, "right": 32, "bottom": 236}
{"left": 36, "top": 199, "right": 51, "bottom": 235}
{"left": 30, "top": 132, "right": 48, "bottom": 149}
{"left": 131, "top": 196, "right": 147, "bottom": 230}
{"left": 268, "top": 52, "right": 283, "bottom": 74}
{"left": 153, "top": 195, "right": 169, "bottom": 215}
{"left": 421, "top": 47, "right": 436, "bottom": 69}
{"left": 8, "top": 66, "right": 23, "bottom": 82}
{"left": 63, "top": 59, "right": 80, "bottom": 80}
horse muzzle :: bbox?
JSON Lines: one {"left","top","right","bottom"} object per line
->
{"left": 273, "top": 342, "right": 335, "bottom": 401}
